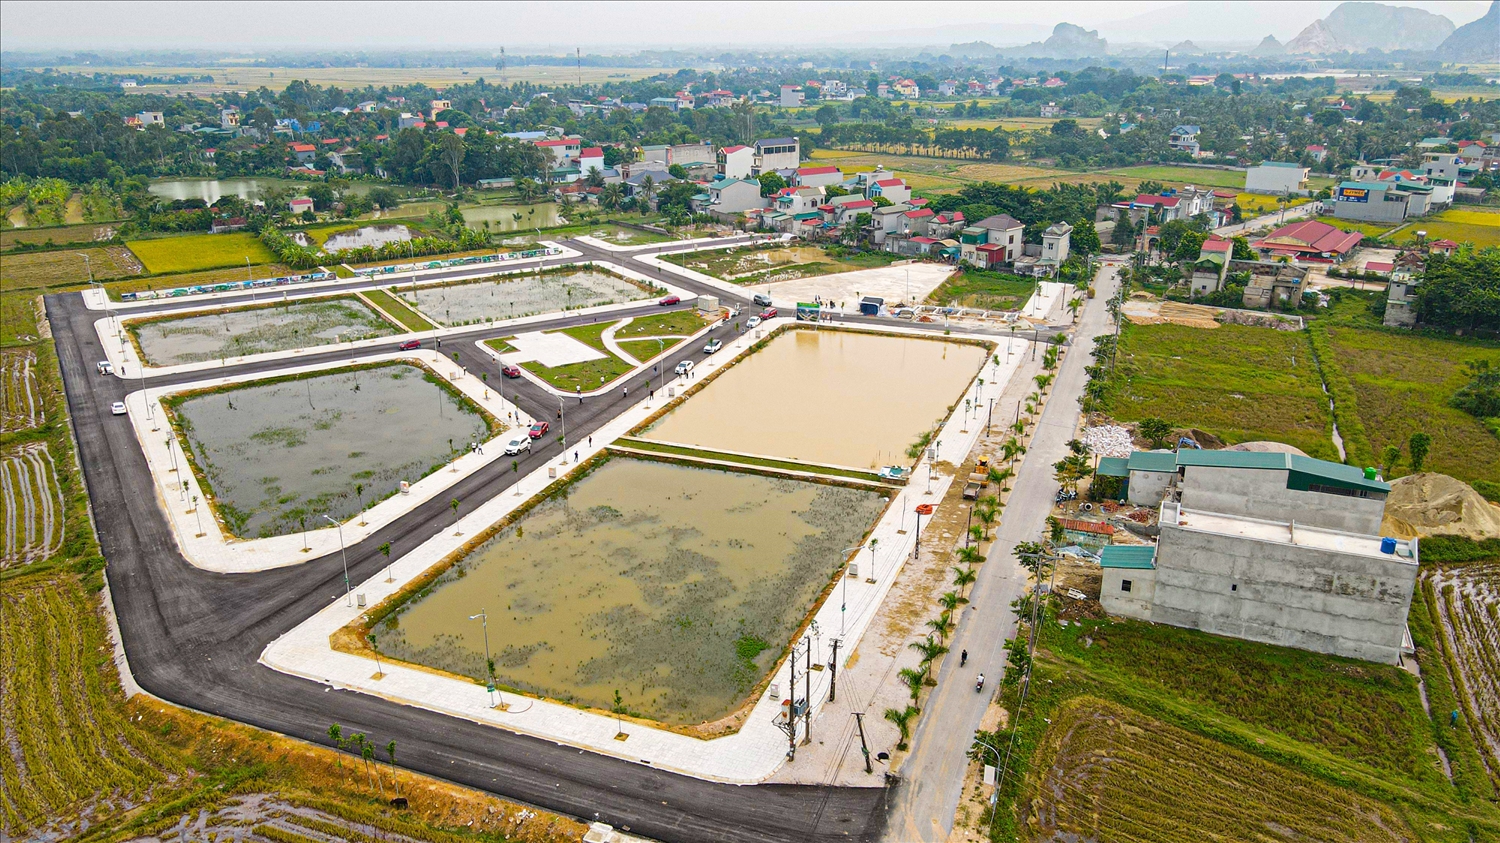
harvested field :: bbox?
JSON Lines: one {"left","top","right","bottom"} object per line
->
{"left": 0, "top": 222, "right": 119, "bottom": 249}
{"left": 0, "top": 574, "right": 180, "bottom": 836}
{"left": 1, "top": 350, "right": 44, "bottom": 431}
{"left": 0, "top": 443, "right": 65, "bottom": 568}
{"left": 1023, "top": 696, "right": 1415, "bottom": 842}
{"left": 663, "top": 244, "right": 900, "bottom": 284}
{"left": 0, "top": 246, "right": 139, "bottom": 289}
{"left": 950, "top": 163, "right": 1070, "bottom": 183}
{"left": 1429, "top": 563, "right": 1500, "bottom": 790}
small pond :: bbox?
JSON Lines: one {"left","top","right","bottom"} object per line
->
{"left": 321, "top": 224, "right": 412, "bottom": 252}
{"left": 147, "top": 178, "right": 375, "bottom": 204}
{"left": 374, "top": 457, "right": 886, "bottom": 724}
{"left": 131, "top": 297, "right": 397, "bottom": 366}
{"left": 645, "top": 330, "right": 988, "bottom": 469}
{"left": 171, "top": 363, "right": 490, "bottom": 538}
{"left": 460, "top": 204, "right": 561, "bottom": 230}
{"left": 398, "top": 270, "right": 649, "bottom": 327}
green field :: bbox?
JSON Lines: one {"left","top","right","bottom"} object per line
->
{"left": 1318, "top": 215, "right": 1398, "bottom": 239}
{"left": 516, "top": 322, "right": 636, "bottom": 391}
{"left": 1394, "top": 210, "right": 1500, "bottom": 248}
{"left": 1315, "top": 297, "right": 1500, "bottom": 483}
{"left": 126, "top": 231, "right": 279, "bottom": 274}
{"left": 1104, "top": 321, "right": 1336, "bottom": 459}
{"left": 925, "top": 269, "right": 1035, "bottom": 310}
{"left": 362, "top": 288, "right": 433, "bottom": 331}
{"left": 618, "top": 337, "right": 687, "bottom": 361}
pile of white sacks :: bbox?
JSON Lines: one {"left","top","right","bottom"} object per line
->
{"left": 1081, "top": 425, "right": 1134, "bottom": 458}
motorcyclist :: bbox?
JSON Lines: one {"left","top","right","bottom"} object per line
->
{"left": 960, "top": 649, "right": 968, "bottom": 666}
{"left": 975, "top": 674, "right": 985, "bottom": 692}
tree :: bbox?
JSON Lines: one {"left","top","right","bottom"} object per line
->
{"left": 757, "top": 171, "right": 787, "bottom": 197}
{"left": 438, "top": 131, "right": 465, "bottom": 192}
{"left": 1138, "top": 417, "right": 1173, "bottom": 449}
{"left": 884, "top": 705, "right": 919, "bottom": 750}
{"left": 637, "top": 175, "right": 657, "bottom": 208}
{"left": 910, "top": 636, "right": 949, "bottom": 664}
{"left": 1381, "top": 444, "right": 1402, "bottom": 476}
{"left": 1013, "top": 541, "right": 1047, "bottom": 576}
{"left": 1416, "top": 248, "right": 1500, "bottom": 334}
{"left": 450, "top": 497, "right": 460, "bottom": 526}
{"left": 599, "top": 183, "right": 624, "bottom": 210}
{"left": 1111, "top": 210, "right": 1136, "bottom": 248}
{"left": 815, "top": 104, "right": 840, "bottom": 127}
{"left": 1072, "top": 219, "right": 1100, "bottom": 255}
{"left": 378, "top": 541, "right": 393, "bottom": 580}
{"left": 386, "top": 740, "right": 400, "bottom": 798}
{"left": 1450, "top": 359, "right": 1500, "bottom": 420}
{"left": 925, "top": 612, "right": 953, "bottom": 641}
{"left": 1409, "top": 432, "right": 1432, "bottom": 473}
{"left": 952, "top": 565, "right": 977, "bottom": 598}
{"left": 898, "top": 667, "right": 926, "bottom": 702}
{"left": 939, "top": 591, "right": 965, "bottom": 613}
{"left": 667, "top": 163, "right": 688, "bottom": 180}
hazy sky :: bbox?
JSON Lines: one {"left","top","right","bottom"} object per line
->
{"left": 1, "top": 1, "right": 1491, "bottom": 50}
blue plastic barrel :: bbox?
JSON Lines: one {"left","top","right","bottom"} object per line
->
{"left": 1380, "top": 537, "right": 1397, "bottom": 554}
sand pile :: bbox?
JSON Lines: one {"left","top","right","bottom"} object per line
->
{"left": 1380, "top": 473, "right": 1500, "bottom": 541}
{"left": 1226, "top": 441, "right": 1308, "bottom": 456}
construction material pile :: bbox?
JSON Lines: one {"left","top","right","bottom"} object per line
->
{"left": 1380, "top": 473, "right": 1500, "bottom": 541}
{"left": 1082, "top": 425, "right": 1133, "bottom": 458}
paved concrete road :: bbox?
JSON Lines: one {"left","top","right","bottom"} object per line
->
{"left": 1213, "top": 203, "right": 1314, "bottom": 237}
{"left": 881, "top": 262, "right": 1122, "bottom": 843}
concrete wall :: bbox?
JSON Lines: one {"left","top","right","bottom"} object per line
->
{"left": 1333, "top": 193, "right": 1409, "bottom": 224}
{"left": 1147, "top": 513, "right": 1417, "bottom": 663}
{"left": 1100, "top": 567, "right": 1156, "bottom": 619}
{"left": 1128, "top": 469, "right": 1173, "bottom": 507}
{"left": 1179, "top": 466, "right": 1385, "bottom": 535}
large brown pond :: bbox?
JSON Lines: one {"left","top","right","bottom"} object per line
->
{"left": 374, "top": 457, "right": 886, "bottom": 725}
{"left": 644, "top": 329, "right": 988, "bottom": 469}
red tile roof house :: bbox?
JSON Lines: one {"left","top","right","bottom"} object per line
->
{"left": 1428, "top": 239, "right": 1459, "bottom": 255}
{"left": 288, "top": 197, "right": 315, "bottom": 214}
{"left": 289, "top": 142, "right": 317, "bottom": 164}
{"left": 794, "top": 165, "right": 843, "bottom": 188}
{"left": 1251, "top": 220, "right": 1363, "bottom": 263}
{"left": 1363, "top": 261, "right": 1394, "bottom": 275}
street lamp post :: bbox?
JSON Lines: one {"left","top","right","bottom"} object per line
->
{"left": 321, "top": 514, "right": 352, "bottom": 606}
{"left": 469, "top": 609, "right": 505, "bottom": 709}
{"left": 972, "top": 739, "right": 1003, "bottom": 837}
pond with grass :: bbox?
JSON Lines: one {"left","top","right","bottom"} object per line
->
{"left": 374, "top": 457, "right": 886, "bottom": 725}
{"left": 130, "top": 297, "right": 398, "bottom": 366}
{"left": 321, "top": 224, "right": 412, "bottom": 252}
{"left": 170, "top": 363, "right": 492, "bottom": 538}
{"left": 460, "top": 203, "right": 561, "bottom": 230}
{"left": 147, "top": 177, "right": 375, "bottom": 204}
{"left": 644, "top": 329, "right": 988, "bottom": 469}
{"left": 398, "top": 269, "right": 650, "bottom": 327}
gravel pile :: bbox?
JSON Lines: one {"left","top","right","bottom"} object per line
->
{"left": 1082, "top": 425, "right": 1134, "bottom": 458}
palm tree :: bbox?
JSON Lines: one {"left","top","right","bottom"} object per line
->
{"left": 362, "top": 740, "right": 386, "bottom": 799}
{"left": 600, "top": 183, "right": 624, "bottom": 210}
{"left": 987, "top": 466, "right": 1014, "bottom": 492}
{"left": 926, "top": 612, "right": 953, "bottom": 642}
{"left": 450, "top": 497, "right": 460, "bottom": 528}
{"left": 955, "top": 545, "right": 982, "bottom": 568}
{"left": 968, "top": 524, "right": 985, "bottom": 546}
{"left": 909, "top": 636, "right": 949, "bottom": 665}
{"left": 899, "top": 667, "right": 927, "bottom": 701}
{"left": 1000, "top": 438, "right": 1026, "bottom": 465}
{"left": 939, "top": 591, "right": 965, "bottom": 612}
{"left": 1034, "top": 373, "right": 1054, "bottom": 392}
{"left": 386, "top": 740, "right": 400, "bottom": 799}
{"left": 327, "top": 724, "right": 348, "bottom": 782}
{"left": 354, "top": 483, "right": 366, "bottom": 526}
{"left": 952, "top": 565, "right": 977, "bottom": 599}
{"left": 1067, "top": 297, "right": 1083, "bottom": 322}
{"left": 638, "top": 175, "right": 657, "bottom": 209}
{"left": 884, "top": 705, "right": 919, "bottom": 750}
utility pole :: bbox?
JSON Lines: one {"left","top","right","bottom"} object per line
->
{"left": 828, "top": 638, "right": 840, "bottom": 702}
{"left": 802, "top": 636, "right": 813, "bottom": 745}
{"left": 576, "top": 47, "right": 582, "bottom": 87}
{"left": 854, "top": 712, "right": 873, "bottom": 773}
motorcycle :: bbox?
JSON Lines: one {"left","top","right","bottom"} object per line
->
{"left": 975, "top": 675, "right": 985, "bottom": 693}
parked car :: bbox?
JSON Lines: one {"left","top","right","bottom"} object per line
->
{"left": 503, "top": 436, "right": 531, "bottom": 455}
{"left": 703, "top": 338, "right": 723, "bottom": 354}
{"left": 96, "top": 360, "right": 113, "bottom": 375}
{"left": 659, "top": 295, "right": 681, "bottom": 306}
{"left": 746, "top": 316, "right": 762, "bottom": 329}
{"left": 501, "top": 364, "right": 522, "bottom": 378}
{"left": 760, "top": 307, "right": 778, "bottom": 319}
{"left": 675, "top": 360, "right": 695, "bottom": 376}
{"left": 398, "top": 339, "right": 421, "bottom": 351}
{"left": 110, "top": 401, "right": 127, "bottom": 416}
{"left": 752, "top": 293, "right": 773, "bottom": 307}
{"left": 528, "top": 421, "right": 549, "bottom": 439}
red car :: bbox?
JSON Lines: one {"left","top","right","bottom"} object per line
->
{"left": 527, "top": 421, "right": 549, "bottom": 439}
{"left": 398, "top": 339, "right": 422, "bottom": 351}
{"left": 659, "top": 295, "right": 681, "bottom": 306}
{"left": 760, "top": 307, "right": 778, "bottom": 319}
{"left": 501, "top": 364, "right": 522, "bottom": 378}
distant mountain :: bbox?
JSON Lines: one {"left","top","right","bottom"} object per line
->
{"left": 1287, "top": 2, "right": 1455, "bottom": 54}
{"left": 1251, "top": 34, "right": 1287, "bottom": 56}
{"left": 1002, "top": 22, "right": 1109, "bottom": 58}
{"left": 1169, "top": 40, "right": 1204, "bottom": 55}
{"left": 949, "top": 40, "right": 1001, "bottom": 58}
{"left": 1436, "top": 0, "right": 1499, "bottom": 62}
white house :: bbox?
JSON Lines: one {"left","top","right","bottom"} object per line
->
{"left": 696, "top": 178, "right": 768, "bottom": 216}
{"left": 1041, "top": 222, "right": 1072, "bottom": 269}
{"left": 794, "top": 165, "right": 843, "bottom": 188}
{"left": 866, "top": 177, "right": 911, "bottom": 205}
{"left": 754, "top": 137, "right": 801, "bottom": 174}
{"left": 1245, "top": 161, "right": 1309, "bottom": 195}
{"left": 578, "top": 147, "right": 606, "bottom": 179}
{"left": 535, "top": 137, "right": 581, "bottom": 165}
{"left": 780, "top": 86, "right": 805, "bottom": 108}
{"left": 136, "top": 111, "right": 164, "bottom": 128}
{"left": 718, "top": 145, "right": 756, "bottom": 180}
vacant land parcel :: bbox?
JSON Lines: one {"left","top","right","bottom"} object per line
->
{"left": 374, "top": 457, "right": 886, "bottom": 725}
{"left": 129, "top": 296, "right": 398, "bottom": 366}
{"left": 1105, "top": 322, "right": 1335, "bottom": 459}
{"left": 165, "top": 363, "right": 494, "bottom": 538}
{"left": 399, "top": 268, "right": 649, "bottom": 326}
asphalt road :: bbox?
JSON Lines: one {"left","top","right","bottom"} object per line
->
{"left": 881, "top": 261, "right": 1123, "bottom": 842}
{"left": 50, "top": 236, "right": 1070, "bottom": 842}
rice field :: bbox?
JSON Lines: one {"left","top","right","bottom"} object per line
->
{"left": 1429, "top": 563, "right": 1500, "bottom": 791}
{"left": 126, "top": 232, "right": 279, "bottom": 274}
{"left": 1, "top": 350, "right": 44, "bottom": 431}
{"left": 0, "top": 574, "right": 182, "bottom": 836}
{"left": 0, "top": 443, "right": 65, "bottom": 569}
{"left": 1395, "top": 208, "right": 1500, "bottom": 248}
{"left": 0, "top": 245, "right": 140, "bottom": 289}
{"left": 1022, "top": 696, "right": 1415, "bottom": 842}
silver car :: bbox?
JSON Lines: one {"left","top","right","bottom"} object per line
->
{"left": 503, "top": 436, "right": 531, "bottom": 456}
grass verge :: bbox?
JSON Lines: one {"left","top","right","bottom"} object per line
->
{"left": 616, "top": 437, "right": 888, "bottom": 483}
{"left": 362, "top": 288, "right": 434, "bottom": 332}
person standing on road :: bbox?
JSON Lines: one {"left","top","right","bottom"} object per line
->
{"left": 576, "top": 385, "right": 582, "bottom": 403}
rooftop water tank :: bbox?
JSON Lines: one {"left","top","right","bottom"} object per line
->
{"left": 1380, "top": 537, "right": 1397, "bottom": 554}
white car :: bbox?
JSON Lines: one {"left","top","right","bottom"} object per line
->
{"left": 703, "top": 339, "right": 722, "bottom": 354}
{"left": 96, "top": 360, "right": 113, "bottom": 375}
{"left": 110, "top": 401, "right": 127, "bottom": 416}
{"left": 746, "top": 316, "right": 762, "bottom": 329}
{"left": 675, "top": 360, "right": 695, "bottom": 376}
{"left": 503, "top": 437, "right": 531, "bottom": 456}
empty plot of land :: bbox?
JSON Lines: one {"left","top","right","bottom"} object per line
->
{"left": 0, "top": 443, "right": 65, "bottom": 568}
{"left": 1, "top": 246, "right": 139, "bottom": 290}
{"left": 1024, "top": 696, "right": 1415, "bottom": 843}
{"left": 503, "top": 331, "right": 606, "bottom": 367}
{"left": 129, "top": 296, "right": 398, "bottom": 366}
{"left": 1, "top": 350, "right": 44, "bottom": 431}
{"left": 400, "top": 269, "right": 649, "bottom": 327}
{"left": 1430, "top": 564, "right": 1500, "bottom": 788}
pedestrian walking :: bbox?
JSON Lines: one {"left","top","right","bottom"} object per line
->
{"left": 574, "top": 450, "right": 578, "bottom": 462}
{"left": 576, "top": 385, "right": 582, "bottom": 403}
{"left": 477, "top": 442, "right": 483, "bottom": 455}
{"left": 588, "top": 435, "right": 593, "bottom": 447}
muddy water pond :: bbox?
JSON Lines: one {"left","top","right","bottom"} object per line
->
{"left": 321, "top": 224, "right": 411, "bottom": 252}
{"left": 132, "top": 297, "right": 397, "bottom": 366}
{"left": 397, "top": 270, "right": 649, "bottom": 327}
{"left": 460, "top": 204, "right": 561, "bottom": 230}
{"left": 376, "top": 457, "right": 886, "bottom": 725}
{"left": 645, "top": 330, "right": 988, "bottom": 469}
{"left": 171, "top": 363, "right": 490, "bottom": 538}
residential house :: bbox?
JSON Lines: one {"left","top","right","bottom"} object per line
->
{"left": 1332, "top": 181, "right": 1431, "bottom": 225}
{"left": 938, "top": 80, "right": 959, "bottom": 96}
{"left": 705, "top": 89, "right": 737, "bottom": 107}
{"left": 136, "top": 111, "right": 164, "bottom": 128}
{"left": 643, "top": 141, "right": 715, "bottom": 169}
{"left": 288, "top": 197, "right": 315, "bottom": 215}
{"left": 1168, "top": 125, "right": 1201, "bottom": 156}
{"left": 535, "top": 137, "right": 582, "bottom": 165}
{"left": 1040, "top": 102, "right": 1063, "bottom": 118}
{"left": 865, "top": 176, "right": 911, "bottom": 205}
{"left": 780, "top": 85, "right": 805, "bottom": 107}
{"left": 927, "top": 211, "right": 966, "bottom": 240}
{"left": 1096, "top": 450, "right": 1413, "bottom": 665}
{"left": 1244, "top": 161, "right": 1309, "bottom": 195}
{"left": 649, "top": 96, "right": 682, "bottom": 111}
{"left": 718, "top": 145, "right": 755, "bottom": 179}
{"left": 868, "top": 204, "right": 910, "bottom": 245}
{"left": 1187, "top": 236, "right": 1233, "bottom": 295}
{"left": 429, "top": 99, "right": 452, "bottom": 116}
{"left": 823, "top": 79, "right": 847, "bottom": 99}
{"left": 690, "top": 178, "right": 766, "bottom": 218}
{"left": 823, "top": 196, "right": 875, "bottom": 227}
{"left": 220, "top": 108, "right": 240, "bottom": 130}
{"left": 289, "top": 142, "right": 317, "bottom": 164}
{"left": 1384, "top": 263, "right": 1420, "bottom": 328}
{"left": 794, "top": 165, "right": 843, "bottom": 188}
{"left": 1041, "top": 222, "right": 1072, "bottom": 271}
{"left": 958, "top": 214, "right": 1024, "bottom": 265}
{"left": 1305, "top": 144, "right": 1327, "bottom": 163}
{"left": 398, "top": 113, "right": 424, "bottom": 129}
{"left": 1239, "top": 260, "right": 1311, "bottom": 308}
{"left": 754, "top": 137, "right": 801, "bottom": 174}
{"left": 120, "top": 79, "right": 138, "bottom": 88}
